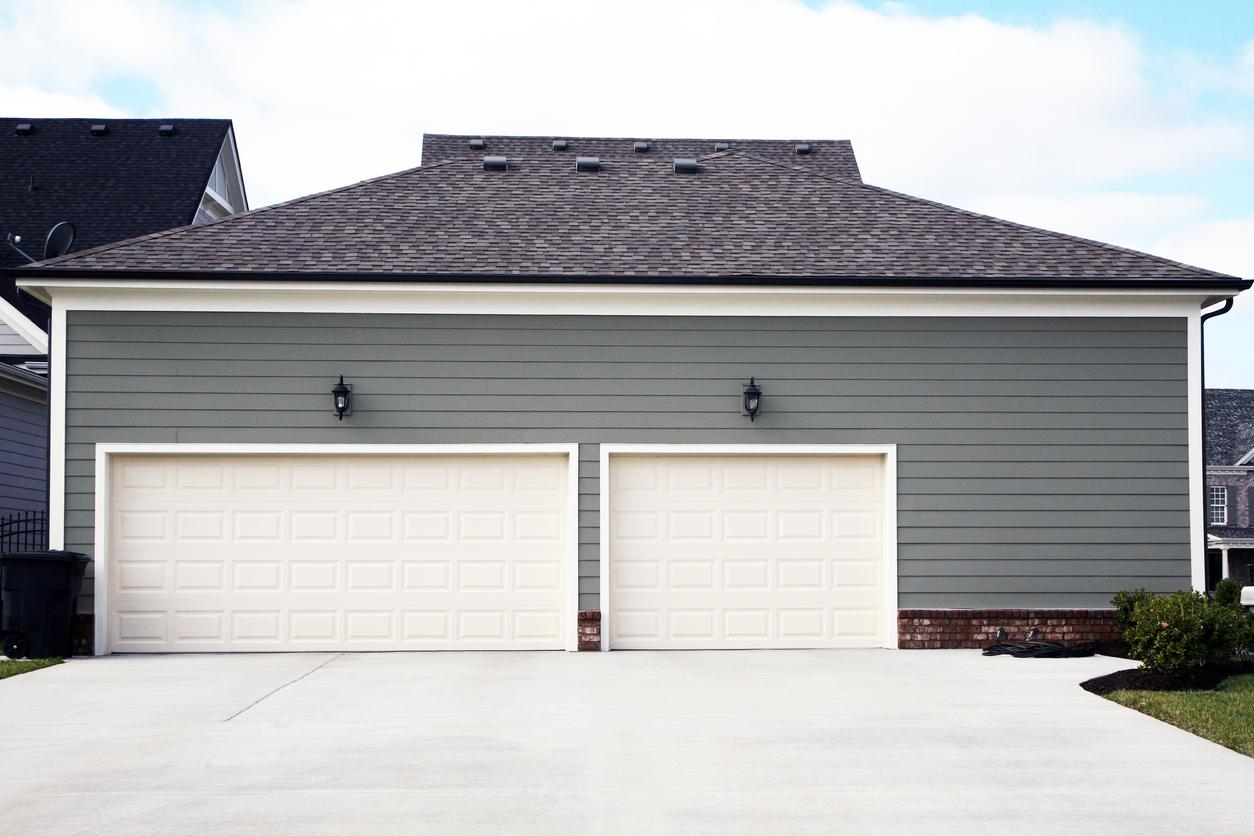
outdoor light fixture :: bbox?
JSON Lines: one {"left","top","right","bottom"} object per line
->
{"left": 332, "top": 376, "right": 352, "bottom": 420}
{"left": 742, "top": 377, "right": 762, "bottom": 421}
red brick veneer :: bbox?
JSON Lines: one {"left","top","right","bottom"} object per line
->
{"left": 897, "top": 609, "right": 1120, "bottom": 649}
{"left": 578, "top": 610, "right": 601, "bottom": 651}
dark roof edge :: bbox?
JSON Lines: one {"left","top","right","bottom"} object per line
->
{"left": 14, "top": 268, "right": 1252, "bottom": 290}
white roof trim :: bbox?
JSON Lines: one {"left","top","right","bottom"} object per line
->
{"left": 0, "top": 294, "right": 48, "bottom": 354}
{"left": 1235, "top": 446, "right": 1254, "bottom": 467}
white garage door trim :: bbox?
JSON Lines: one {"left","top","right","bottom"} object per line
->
{"left": 599, "top": 444, "right": 898, "bottom": 651}
{"left": 92, "top": 443, "right": 581, "bottom": 655}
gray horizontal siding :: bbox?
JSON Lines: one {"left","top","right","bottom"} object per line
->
{"left": 64, "top": 311, "right": 1192, "bottom": 613}
{"left": 0, "top": 384, "right": 47, "bottom": 515}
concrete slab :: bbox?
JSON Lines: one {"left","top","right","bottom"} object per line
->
{"left": 0, "top": 650, "right": 1251, "bottom": 835}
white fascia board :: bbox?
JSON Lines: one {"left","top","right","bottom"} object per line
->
{"left": 201, "top": 186, "right": 234, "bottom": 215}
{"left": 0, "top": 294, "right": 48, "bottom": 354}
{"left": 223, "top": 126, "right": 248, "bottom": 212}
{"left": 1189, "top": 308, "right": 1204, "bottom": 592}
{"left": 15, "top": 278, "right": 1224, "bottom": 319}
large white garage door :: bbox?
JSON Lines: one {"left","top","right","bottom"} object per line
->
{"left": 106, "top": 453, "right": 570, "bottom": 652}
{"left": 607, "top": 454, "right": 888, "bottom": 649}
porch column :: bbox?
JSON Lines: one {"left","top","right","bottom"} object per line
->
{"left": 1221, "top": 545, "right": 1231, "bottom": 580}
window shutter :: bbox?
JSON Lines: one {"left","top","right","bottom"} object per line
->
{"left": 1227, "top": 489, "right": 1239, "bottom": 527}
{"left": 1247, "top": 487, "right": 1254, "bottom": 527}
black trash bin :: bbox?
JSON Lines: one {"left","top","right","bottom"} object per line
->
{"left": 0, "top": 550, "right": 89, "bottom": 659}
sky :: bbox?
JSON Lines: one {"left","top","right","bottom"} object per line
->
{"left": 1, "top": 0, "right": 1251, "bottom": 385}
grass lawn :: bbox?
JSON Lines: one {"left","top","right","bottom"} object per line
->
{"left": 1107, "top": 675, "right": 1254, "bottom": 758}
{"left": 0, "top": 659, "right": 62, "bottom": 681}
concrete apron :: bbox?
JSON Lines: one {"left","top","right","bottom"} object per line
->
{"left": 0, "top": 650, "right": 1251, "bottom": 835}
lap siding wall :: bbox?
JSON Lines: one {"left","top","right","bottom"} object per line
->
{"left": 0, "top": 381, "right": 48, "bottom": 515}
{"left": 63, "top": 311, "right": 1191, "bottom": 616}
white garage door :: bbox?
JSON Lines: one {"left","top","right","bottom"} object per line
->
{"left": 607, "top": 454, "right": 888, "bottom": 649}
{"left": 106, "top": 453, "right": 570, "bottom": 652}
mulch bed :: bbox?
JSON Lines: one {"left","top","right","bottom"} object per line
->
{"left": 1081, "top": 659, "right": 1254, "bottom": 695}
{"left": 1093, "top": 640, "right": 1131, "bottom": 659}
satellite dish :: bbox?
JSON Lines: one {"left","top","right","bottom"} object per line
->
{"left": 44, "top": 221, "right": 75, "bottom": 260}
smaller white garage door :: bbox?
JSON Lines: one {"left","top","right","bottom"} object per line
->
{"left": 105, "top": 452, "right": 571, "bottom": 652}
{"left": 607, "top": 454, "right": 889, "bottom": 649}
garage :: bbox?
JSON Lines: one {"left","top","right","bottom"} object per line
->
{"left": 603, "top": 448, "right": 895, "bottom": 649}
{"left": 99, "top": 447, "right": 576, "bottom": 652}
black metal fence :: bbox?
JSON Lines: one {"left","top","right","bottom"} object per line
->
{"left": 0, "top": 510, "right": 48, "bottom": 553}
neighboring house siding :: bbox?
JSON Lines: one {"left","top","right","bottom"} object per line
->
{"left": 0, "top": 379, "right": 47, "bottom": 515}
{"left": 0, "top": 321, "right": 37, "bottom": 354}
{"left": 63, "top": 311, "right": 1191, "bottom": 615}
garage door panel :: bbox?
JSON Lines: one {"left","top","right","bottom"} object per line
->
{"left": 107, "top": 453, "right": 569, "bottom": 652}
{"left": 608, "top": 454, "right": 887, "bottom": 649}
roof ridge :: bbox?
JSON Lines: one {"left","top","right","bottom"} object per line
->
{"left": 424, "top": 133, "right": 853, "bottom": 144}
{"left": 723, "top": 150, "right": 1238, "bottom": 280}
{"left": 28, "top": 157, "right": 468, "bottom": 270}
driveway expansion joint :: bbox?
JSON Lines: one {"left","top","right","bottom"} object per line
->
{"left": 224, "top": 653, "right": 344, "bottom": 722}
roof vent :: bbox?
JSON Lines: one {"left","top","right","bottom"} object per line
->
{"left": 90, "top": 124, "right": 108, "bottom": 136}
{"left": 14, "top": 123, "right": 31, "bottom": 135}
{"left": 633, "top": 141, "right": 649, "bottom": 153}
{"left": 673, "top": 158, "right": 701, "bottom": 174}
{"left": 469, "top": 138, "right": 485, "bottom": 150}
{"left": 552, "top": 139, "right": 568, "bottom": 151}
{"left": 482, "top": 155, "right": 508, "bottom": 172}
{"left": 713, "top": 142, "right": 729, "bottom": 152}
{"left": 575, "top": 157, "right": 601, "bottom": 173}
{"left": 159, "top": 124, "right": 176, "bottom": 136}
{"left": 794, "top": 143, "right": 811, "bottom": 155}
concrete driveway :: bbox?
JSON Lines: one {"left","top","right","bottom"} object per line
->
{"left": 2, "top": 651, "right": 1252, "bottom": 835}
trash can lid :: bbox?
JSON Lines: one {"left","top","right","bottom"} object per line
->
{"left": 0, "top": 550, "right": 89, "bottom": 562}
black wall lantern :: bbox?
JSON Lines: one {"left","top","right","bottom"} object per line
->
{"left": 332, "top": 375, "right": 352, "bottom": 420}
{"left": 742, "top": 377, "right": 762, "bottom": 421}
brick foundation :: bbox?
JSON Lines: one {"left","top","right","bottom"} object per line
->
{"left": 578, "top": 610, "right": 601, "bottom": 651}
{"left": 897, "top": 608, "right": 1120, "bottom": 649}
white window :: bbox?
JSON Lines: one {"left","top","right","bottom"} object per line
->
{"left": 1209, "top": 486, "right": 1228, "bottom": 525}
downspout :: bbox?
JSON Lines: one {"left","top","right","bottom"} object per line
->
{"left": 1199, "top": 297, "right": 1235, "bottom": 589}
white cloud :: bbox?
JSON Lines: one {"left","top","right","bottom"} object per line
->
{"left": 0, "top": 84, "right": 125, "bottom": 118}
{"left": 1, "top": 0, "right": 1251, "bottom": 382}
{"left": 1144, "top": 215, "right": 1254, "bottom": 389}
{"left": 1, "top": 0, "right": 1249, "bottom": 207}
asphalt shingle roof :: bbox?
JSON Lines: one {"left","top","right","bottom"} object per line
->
{"left": 24, "top": 138, "right": 1247, "bottom": 287}
{"left": 1, "top": 118, "right": 233, "bottom": 271}
{"left": 1206, "top": 389, "right": 1254, "bottom": 466}
{"left": 421, "top": 134, "right": 863, "bottom": 181}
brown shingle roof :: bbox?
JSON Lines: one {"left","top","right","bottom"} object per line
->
{"left": 421, "top": 134, "right": 863, "bottom": 181}
{"left": 24, "top": 142, "right": 1246, "bottom": 286}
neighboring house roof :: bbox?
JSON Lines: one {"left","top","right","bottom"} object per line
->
{"left": 1210, "top": 527, "right": 1254, "bottom": 542}
{"left": 21, "top": 140, "right": 1248, "bottom": 288}
{"left": 421, "top": 134, "right": 863, "bottom": 181}
{"left": 0, "top": 118, "right": 239, "bottom": 272}
{"left": 1205, "top": 389, "right": 1254, "bottom": 466}
{"left": 0, "top": 358, "right": 47, "bottom": 396}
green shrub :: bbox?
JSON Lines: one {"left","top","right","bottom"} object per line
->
{"left": 1125, "top": 590, "right": 1246, "bottom": 677}
{"left": 1113, "top": 588, "right": 1154, "bottom": 634}
{"left": 1215, "top": 578, "right": 1243, "bottom": 610}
